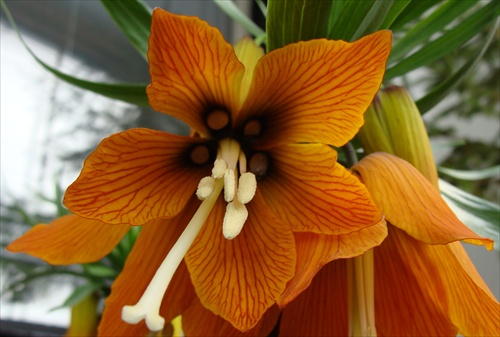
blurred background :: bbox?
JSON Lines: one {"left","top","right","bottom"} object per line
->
{"left": 1, "top": 0, "right": 498, "bottom": 335}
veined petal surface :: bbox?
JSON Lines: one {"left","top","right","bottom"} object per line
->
{"left": 6, "top": 215, "right": 129, "bottom": 265}
{"left": 238, "top": 31, "right": 392, "bottom": 148}
{"left": 279, "top": 220, "right": 387, "bottom": 307}
{"left": 64, "top": 129, "right": 208, "bottom": 226}
{"left": 98, "top": 202, "right": 199, "bottom": 337}
{"left": 260, "top": 144, "right": 383, "bottom": 235}
{"left": 185, "top": 193, "right": 296, "bottom": 331}
{"left": 353, "top": 152, "right": 494, "bottom": 249}
{"left": 147, "top": 8, "right": 245, "bottom": 135}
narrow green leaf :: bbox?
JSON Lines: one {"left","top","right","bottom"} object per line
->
{"left": 438, "top": 165, "right": 500, "bottom": 181}
{"left": 214, "top": 0, "right": 265, "bottom": 37}
{"left": 416, "top": 18, "right": 498, "bottom": 113}
{"left": 390, "top": 0, "right": 437, "bottom": 30}
{"left": 101, "top": 0, "right": 152, "bottom": 60}
{"left": 51, "top": 282, "right": 103, "bottom": 311}
{"left": 351, "top": 0, "right": 394, "bottom": 41}
{"left": 390, "top": 0, "right": 478, "bottom": 63}
{"left": 380, "top": 0, "right": 412, "bottom": 29}
{"left": 1, "top": 1, "right": 149, "bottom": 106}
{"left": 267, "top": 0, "right": 333, "bottom": 51}
{"left": 328, "top": 0, "right": 346, "bottom": 30}
{"left": 440, "top": 179, "right": 500, "bottom": 250}
{"left": 83, "top": 263, "right": 118, "bottom": 279}
{"left": 328, "top": 0, "right": 377, "bottom": 41}
{"left": 385, "top": 1, "right": 498, "bottom": 79}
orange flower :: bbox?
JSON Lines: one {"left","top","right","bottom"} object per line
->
{"left": 8, "top": 8, "right": 392, "bottom": 334}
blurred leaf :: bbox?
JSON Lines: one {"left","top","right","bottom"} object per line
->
{"left": 389, "top": 0, "right": 436, "bottom": 30}
{"left": 267, "top": 0, "right": 333, "bottom": 51}
{"left": 328, "top": 0, "right": 377, "bottom": 41}
{"left": 328, "top": 0, "right": 345, "bottom": 30}
{"left": 385, "top": 1, "right": 498, "bottom": 79}
{"left": 389, "top": 0, "right": 477, "bottom": 62}
{"left": 350, "top": 0, "right": 393, "bottom": 41}
{"left": 416, "top": 18, "right": 499, "bottom": 113}
{"left": 440, "top": 179, "right": 500, "bottom": 250}
{"left": 51, "top": 282, "right": 102, "bottom": 311}
{"left": 255, "top": 0, "right": 267, "bottom": 17}
{"left": 438, "top": 165, "right": 500, "bottom": 181}
{"left": 101, "top": 0, "right": 152, "bottom": 60}
{"left": 380, "top": 0, "right": 412, "bottom": 29}
{"left": 214, "top": 0, "right": 265, "bottom": 37}
{"left": 1, "top": 1, "right": 149, "bottom": 106}
{"left": 83, "top": 263, "right": 118, "bottom": 279}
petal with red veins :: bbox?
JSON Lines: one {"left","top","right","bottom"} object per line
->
{"left": 7, "top": 214, "right": 129, "bottom": 265}
{"left": 64, "top": 129, "right": 208, "bottom": 226}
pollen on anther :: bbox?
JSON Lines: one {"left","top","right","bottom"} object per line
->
{"left": 223, "top": 201, "right": 248, "bottom": 240}
{"left": 212, "top": 159, "right": 227, "bottom": 178}
{"left": 237, "top": 172, "right": 257, "bottom": 204}
{"left": 224, "top": 169, "right": 236, "bottom": 202}
{"left": 196, "top": 176, "right": 215, "bottom": 200}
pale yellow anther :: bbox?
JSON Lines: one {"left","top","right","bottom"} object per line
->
{"left": 223, "top": 200, "right": 248, "bottom": 240}
{"left": 237, "top": 172, "right": 257, "bottom": 204}
{"left": 196, "top": 176, "right": 216, "bottom": 200}
{"left": 212, "top": 159, "right": 227, "bottom": 178}
{"left": 224, "top": 169, "right": 236, "bottom": 202}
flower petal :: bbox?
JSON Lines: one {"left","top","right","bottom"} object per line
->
{"left": 182, "top": 298, "right": 280, "bottom": 336}
{"left": 98, "top": 201, "right": 199, "bottom": 337}
{"left": 233, "top": 37, "right": 264, "bottom": 104}
{"left": 237, "top": 30, "right": 392, "bottom": 148}
{"left": 260, "top": 144, "right": 383, "bottom": 235}
{"left": 279, "top": 220, "right": 387, "bottom": 307}
{"left": 352, "top": 152, "right": 494, "bottom": 249}
{"left": 184, "top": 192, "right": 296, "bottom": 331}
{"left": 375, "top": 227, "right": 458, "bottom": 336}
{"left": 280, "top": 260, "right": 348, "bottom": 336}
{"left": 6, "top": 214, "right": 129, "bottom": 265}
{"left": 147, "top": 8, "right": 245, "bottom": 135}
{"left": 64, "top": 129, "right": 208, "bottom": 226}
{"left": 376, "top": 226, "right": 500, "bottom": 336}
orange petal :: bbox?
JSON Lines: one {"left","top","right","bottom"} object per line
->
{"left": 260, "top": 143, "right": 383, "bottom": 235}
{"left": 375, "top": 227, "right": 458, "bottom": 336}
{"left": 280, "top": 260, "right": 348, "bottom": 336}
{"left": 376, "top": 226, "right": 500, "bottom": 336}
{"left": 182, "top": 298, "right": 280, "bottom": 337}
{"left": 353, "top": 152, "right": 494, "bottom": 249}
{"left": 64, "top": 129, "right": 208, "bottom": 226}
{"left": 6, "top": 214, "right": 129, "bottom": 265}
{"left": 98, "top": 200, "right": 199, "bottom": 336}
{"left": 184, "top": 193, "right": 296, "bottom": 331}
{"left": 147, "top": 8, "right": 245, "bottom": 135}
{"left": 279, "top": 220, "right": 387, "bottom": 307}
{"left": 237, "top": 30, "right": 392, "bottom": 148}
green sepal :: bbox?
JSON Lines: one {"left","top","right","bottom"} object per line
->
{"left": 101, "top": 0, "right": 152, "bottom": 60}
{"left": 267, "top": 0, "right": 333, "bottom": 51}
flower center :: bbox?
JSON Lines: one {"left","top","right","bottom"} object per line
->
{"left": 122, "top": 138, "right": 256, "bottom": 332}
{"left": 206, "top": 109, "right": 230, "bottom": 131}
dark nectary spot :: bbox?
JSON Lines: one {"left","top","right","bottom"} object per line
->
{"left": 249, "top": 152, "right": 269, "bottom": 179}
{"left": 206, "top": 109, "right": 230, "bottom": 131}
{"left": 243, "top": 119, "right": 262, "bottom": 137}
{"left": 189, "top": 144, "right": 211, "bottom": 165}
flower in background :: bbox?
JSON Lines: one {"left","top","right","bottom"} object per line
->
{"left": 8, "top": 8, "right": 392, "bottom": 334}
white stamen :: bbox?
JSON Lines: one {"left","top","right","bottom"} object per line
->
{"left": 237, "top": 172, "right": 257, "bottom": 204}
{"left": 196, "top": 176, "right": 216, "bottom": 200}
{"left": 212, "top": 159, "right": 227, "bottom": 178}
{"left": 224, "top": 169, "right": 236, "bottom": 202}
{"left": 239, "top": 151, "right": 247, "bottom": 174}
{"left": 222, "top": 200, "right": 248, "bottom": 240}
{"left": 122, "top": 180, "right": 223, "bottom": 331}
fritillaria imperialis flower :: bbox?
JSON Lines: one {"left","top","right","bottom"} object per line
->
{"left": 8, "top": 8, "right": 393, "bottom": 334}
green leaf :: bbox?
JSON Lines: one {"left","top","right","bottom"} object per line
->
{"left": 51, "top": 282, "right": 103, "bottom": 311}
{"left": 328, "top": 0, "right": 345, "bottom": 30}
{"left": 379, "top": 0, "right": 412, "bottom": 29}
{"left": 83, "top": 263, "right": 118, "bottom": 279}
{"left": 101, "top": 0, "right": 152, "bottom": 60}
{"left": 389, "top": 0, "right": 478, "bottom": 63}
{"left": 1, "top": 1, "right": 149, "bottom": 106}
{"left": 214, "top": 0, "right": 265, "bottom": 37}
{"left": 385, "top": 1, "right": 498, "bottom": 79}
{"left": 440, "top": 179, "right": 500, "bottom": 251}
{"left": 416, "top": 18, "right": 499, "bottom": 113}
{"left": 390, "top": 0, "right": 437, "bottom": 30}
{"left": 267, "top": 0, "right": 333, "bottom": 51}
{"left": 438, "top": 165, "right": 500, "bottom": 181}
{"left": 328, "top": 0, "right": 377, "bottom": 41}
{"left": 350, "top": 0, "right": 394, "bottom": 41}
